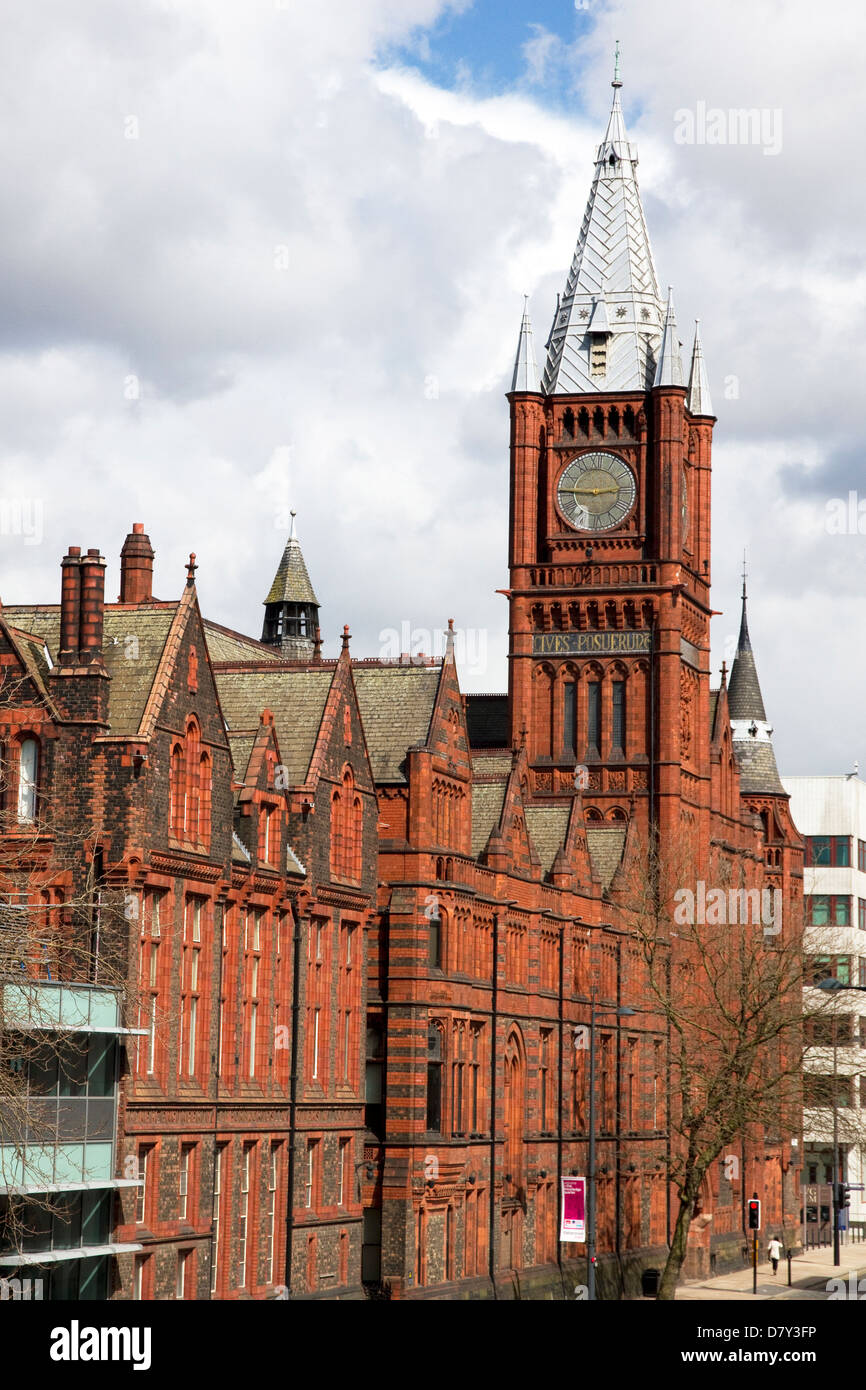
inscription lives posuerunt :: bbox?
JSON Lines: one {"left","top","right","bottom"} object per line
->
{"left": 531, "top": 631, "right": 652, "bottom": 656}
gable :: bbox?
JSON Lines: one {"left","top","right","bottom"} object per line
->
{"left": 215, "top": 667, "right": 334, "bottom": 788}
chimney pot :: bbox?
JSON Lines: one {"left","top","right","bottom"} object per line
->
{"left": 120, "top": 524, "right": 155, "bottom": 604}
{"left": 78, "top": 550, "right": 106, "bottom": 665}
{"left": 59, "top": 549, "right": 82, "bottom": 664}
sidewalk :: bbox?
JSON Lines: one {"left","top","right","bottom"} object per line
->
{"left": 675, "top": 1242, "right": 866, "bottom": 1300}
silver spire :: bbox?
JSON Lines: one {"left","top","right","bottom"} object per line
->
{"left": 542, "top": 60, "right": 664, "bottom": 394}
{"left": 511, "top": 296, "right": 541, "bottom": 392}
{"left": 686, "top": 320, "right": 713, "bottom": 415}
{"left": 653, "top": 287, "right": 684, "bottom": 388}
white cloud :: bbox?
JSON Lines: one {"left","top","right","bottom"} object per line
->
{"left": 0, "top": 0, "right": 864, "bottom": 775}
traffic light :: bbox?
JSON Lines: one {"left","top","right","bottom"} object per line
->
{"left": 747, "top": 1198, "right": 761, "bottom": 1230}
{"left": 837, "top": 1183, "right": 851, "bottom": 1209}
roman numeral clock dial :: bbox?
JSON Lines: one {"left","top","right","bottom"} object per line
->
{"left": 556, "top": 451, "right": 636, "bottom": 532}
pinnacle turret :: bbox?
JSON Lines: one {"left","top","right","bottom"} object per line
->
{"left": 510, "top": 296, "right": 540, "bottom": 393}
{"left": 687, "top": 320, "right": 713, "bottom": 415}
{"left": 653, "top": 287, "right": 684, "bottom": 388}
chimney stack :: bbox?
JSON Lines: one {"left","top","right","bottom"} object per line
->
{"left": 59, "top": 546, "right": 82, "bottom": 665}
{"left": 119, "top": 523, "right": 155, "bottom": 603}
{"left": 78, "top": 548, "right": 106, "bottom": 665}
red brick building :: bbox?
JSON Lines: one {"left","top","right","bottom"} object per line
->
{"left": 0, "top": 70, "right": 803, "bottom": 1299}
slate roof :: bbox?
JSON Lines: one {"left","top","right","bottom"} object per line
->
{"left": 264, "top": 535, "right": 319, "bottom": 607}
{"left": 4, "top": 603, "right": 178, "bottom": 737}
{"left": 226, "top": 731, "right": 257, "bottom": 782}
{"left": 472, "top": 753, "right": 514, "bottom": 778}
{"left": 215, "top": 668, "right": 334, "bottom": 788}
{"left": 525, "top": 806, "right": 571, "bottom": 874}
{"left": 585, "top": 827, "right": 627, "bottom": 890}
{"left": 471, "top": 780, "right": 509, "bottom": 857}
{"left": 352, "top": 666, "right": 442, "bottom": 783}
{"left": 205, "top": 620, "right": 279, "bottom": 664}
{"left": 4, "top": 624, "right": 53, "bottom": 698}
{"left": 286, "top": 843, "right": 306, "bottom": 877}
{"left": 232, "top": 830, "right": 252, "bottom": 864}
{"left": 727, "top": 593, "right": 767, "bottom": 722}
{"left": 733, "top": 739, "right": 786, "bottom": 797}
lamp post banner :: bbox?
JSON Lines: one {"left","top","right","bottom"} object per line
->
{"left": 560, "top": 1177, "right": 586, "bottom": 1242}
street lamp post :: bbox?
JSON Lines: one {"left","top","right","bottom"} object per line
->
{"left": 816, "top": 978, "right": 866, "bottom": 1266}
{"left": 585, "top": 992, "right": 635, "bottom": 1301}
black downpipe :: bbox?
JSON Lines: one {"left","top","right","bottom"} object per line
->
{"left": 556, "top": 918, "right": 566, "bottom": 1297}
{"left": 488, "top": 909, "right": 499, "bottom": 1297}
{"left": 283, "top": 900, "right": 304, "bottom": 1297}
{"left": 208, "top": 897, "right": 226, "bottom": 1298}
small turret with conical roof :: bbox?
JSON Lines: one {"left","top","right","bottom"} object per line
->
{"left": 728, "top": 569, "right": 784, "bottom": 794}
{"left": 261, "top": 512, "right": 320, "bottom": 659}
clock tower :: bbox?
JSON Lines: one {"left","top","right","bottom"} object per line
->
{"left": 506, "top": 63, "right": 716, "bottom": 847}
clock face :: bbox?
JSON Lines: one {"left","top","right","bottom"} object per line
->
{"left": 556, "top": 451, "right": 636, "bottom": 532}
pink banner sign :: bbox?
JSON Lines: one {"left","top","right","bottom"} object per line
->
{"left": 560, "top": 1176, "right": 586, "bottom": 1243}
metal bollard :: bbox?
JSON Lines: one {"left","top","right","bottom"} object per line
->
{"left": 786, "top": 1250, "right": 792, "bottom": 1287}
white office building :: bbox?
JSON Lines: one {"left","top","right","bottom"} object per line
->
{"left": 783, "top": 775, "right": 866, "bottom": 1241}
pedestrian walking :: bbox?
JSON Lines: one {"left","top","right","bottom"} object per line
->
{"left": 767, "top": 1236, "right": 783, "bottom": 1275}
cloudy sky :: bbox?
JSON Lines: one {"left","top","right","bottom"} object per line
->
{"left": 1, "top": 0, "right": 863, "bottom": 776}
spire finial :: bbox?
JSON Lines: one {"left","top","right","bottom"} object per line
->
{"left": 289, "top": 509, "right": 297, "bottom": 542}
{"left": 741, "top": 550, "right": 748, "bottom": 602}
{"left": 186, "top": 552, "right": 198, "bottom": 586}
{"left": 612, "top": 40, "right": 622, "bottom": 89}
{"left": 341, "top": 623, "right": 351, "bottom": 652}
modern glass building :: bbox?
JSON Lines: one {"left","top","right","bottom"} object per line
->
{"left": 0, "top": 982, "right": 144, "bottom": 1299}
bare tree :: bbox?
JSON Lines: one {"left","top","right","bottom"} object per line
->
{"left": 612, "top": 830, "right": 807, "bottom": 1299}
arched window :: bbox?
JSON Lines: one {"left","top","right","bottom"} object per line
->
{"left": 330, "top": 789, "right": 342, "bottom": 880}
{"left": 426, "top": 1024, "right": 444, "bottom": 1132}
{"left": 18, "top": 738, "right": 38, "bottom": 822}
{"left": 199, "top": 752, "right": 212, "bottom": 850}
{"left": 351, "top": 795, "right": 362, "bottom": 881}
{"left": 428, "top": 906, "right": 444, "bottom": 971}
{"left": 169, "top": 721, "right": 211, "bottom": 848}
{"left": 503, "top": 1028, "right": 526, "bottom": 1190}
{"left": 185, "top": 720, "right": 201, "bottom": 840}
{"left": 332, "top": 768, "right": 361, "bottom": 883}
{"left": 170, "top": 745, "right": 184, "bottom": 839}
